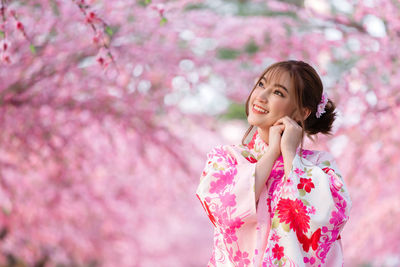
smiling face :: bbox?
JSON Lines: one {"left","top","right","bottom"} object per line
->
{"left": 242, "top": 60, "right": 328, "bottom": 146}
{"left": 247, "top": 69, "right": 298, "bottom": 130}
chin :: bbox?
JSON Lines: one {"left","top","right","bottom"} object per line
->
{"left": 247, "top": 116, "right": 256, "bottom": 126}
{"left": 247, "top": 116, "right": 263, "bottom": 127}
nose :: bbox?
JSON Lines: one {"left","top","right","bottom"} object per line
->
{"left": 256, "top": 89, "right": 269, "bottom": 103}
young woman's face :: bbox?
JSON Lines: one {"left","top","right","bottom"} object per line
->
{"left": 247, "top": 70, "right": 298, "bottom": 130}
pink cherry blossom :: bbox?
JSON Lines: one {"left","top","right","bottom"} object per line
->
{"left": 0, "top": 0, "right": 397, "bottom": 266}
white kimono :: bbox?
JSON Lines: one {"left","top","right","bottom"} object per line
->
{"left": 196, "top": 129, "right": 352, "bottom": 266}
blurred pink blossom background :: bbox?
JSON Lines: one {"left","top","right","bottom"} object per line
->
{"left": 0, "top": 0, "right": 399, "bottom": 266}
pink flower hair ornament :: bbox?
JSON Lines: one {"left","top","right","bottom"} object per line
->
{"left": 316, "top": 92, "right": 328, "bottom": 118}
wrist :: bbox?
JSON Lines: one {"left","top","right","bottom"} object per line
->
{"left": 282, "top": 149, "right": 296, "bottom": 160}
{"left": 265, "top": 147, "right": 280, "bottom": 160}
{"left": 282, "top": 151, "right": 296, "bottom": 178}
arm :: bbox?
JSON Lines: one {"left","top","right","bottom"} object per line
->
{"left": 282, "top": 150, "right": 296, "bottom": 181}
{"left": 255, "top": 123, "right": 286, "bottom": 205}
{"left": 255, "top": 148, "right": 279, "bottom": 205}
{"left": 195, "top": 145, "right": 258, "bottom": 229}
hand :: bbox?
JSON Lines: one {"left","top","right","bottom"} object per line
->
{"left": 273, "top": 116, "right": 303, "bottom": 157}
{"left": 267, "top": 123, "right": 285, "bottom": 158}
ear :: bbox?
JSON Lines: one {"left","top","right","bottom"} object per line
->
{"left": 302, "top": 107, "right": 311, "bottom": 120}
{"left": 293, "top": 107, "right": 311, "bottom": 123}
{"left": 294, "top": 108, "right": 311, "bottom": 126}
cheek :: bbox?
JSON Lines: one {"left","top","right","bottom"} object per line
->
{"left": 271, "top": 100, "right": 291, "bottom": 115}
{"left": 279, "top": 103, "right": 291, "bottom": 112}
{"left": 248, "top": 92, "right": 256, "bottom": 107}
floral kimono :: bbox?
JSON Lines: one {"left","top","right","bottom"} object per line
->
{"left": 195, "top": 129, "right": 352, "bottom": 267}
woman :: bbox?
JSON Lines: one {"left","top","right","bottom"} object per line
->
{"left": 195, "top": 60, "right": 352, "bottom": 266}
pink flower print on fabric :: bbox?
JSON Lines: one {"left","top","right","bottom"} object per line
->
{"left": 272, "top": 244, "right": 284, "bottom": 260}
{"left": 230, "top": 217, "right": 245, "bottom": 229}
{"left": 209, "top": 168, "right": 237, "bottom": 194}
{"left": 225, "top": 153, "right": 238, "bottom": 167}
{"left": 329, "top": 210, "right": 346, "bottom": 226}
{"left": 308, "top": 206, "right": 316, "bottom": 215}
{"left": 197, "top": 143, "right": 351, "bottom": 266}
{"left": 223, "top": 227, "right": 238, "bottom": 244}
{"left": 294, "top": 168, "right": 305, "bottom": 176}
{"left": 301, "top": 149, "right": 314, "bottom": 157}
{"left": 267, "top": 197, "right": 272, "bottom": 213}
{"left": 271, "top": 233, "right": 280, "bottom": 242}
{"left": 254, "top": 130, "right": 268, "bottom": 152}
{"left": 216, "top": 211, "right": 230, "bottom": 226}
{"left": 322, "top": 167, "right": 343, "bottom": 191}
{"left": 297, "top": 178, "right": 315, "bottom": 193}
{"left": 233, "top": 250, "right": 251, "bottom": 267}
{"left": 282, "top": 178, "right": 297, "bottom": 196}
{"left": 212, "top": 146, "right": 238, "bottom": 167}
{"left": 220, "top": 192, "right": 236, "bottom": 207}
{"left": 303, "top": 256, "right": 316, "bottom": 264}
{"left": 247, "top": 131, "right": 257, "bottom": 150}
{"left": 331, "top": 228, "right": 340, "bottom": 241}
{"left": 277, "top": 198, "right": 310, "bottom": 234}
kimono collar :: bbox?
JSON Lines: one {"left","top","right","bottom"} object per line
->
{"left": 246, "top": 129, "right": 268, "bottom": 160}
{"left": 246, "top": 128, "right": 301, "bottom": 160}
{"left": 254, "top": 129, "right": 268, "bottom": 153}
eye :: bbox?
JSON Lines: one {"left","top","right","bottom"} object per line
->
{"left": 258, "top": 81, "right": 264, "bottom": 88}
{"left": 274, "top": 90, "right": 284, "bottom": 97}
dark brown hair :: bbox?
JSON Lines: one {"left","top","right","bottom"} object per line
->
{"left": 242, "top": 60, "right": 337, "bottom": 149}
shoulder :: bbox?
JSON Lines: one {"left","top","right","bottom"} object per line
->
{"left": 300, "top": 149, "right": 347, "bottom": 189}
{"left": 299, "top": 149, "right": 336, "bottom": 165}
{"left": 207, "top": 144, "right": 233, "bottom": 158}
{"left": 206, "top": 144, "right": 237, "bottom": 165}
{"left": 206, "top": 144, "right": 251, "bottom": 164}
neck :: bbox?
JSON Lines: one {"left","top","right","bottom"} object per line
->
{"left": 257, "top": 127, "right": 269, "bottom": 145}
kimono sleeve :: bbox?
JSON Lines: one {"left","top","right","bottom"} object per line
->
{"left": 195, "top": 145, "right": 258, "bottom": 229}
{"left": 263, "top": 151, "right": 352, "bottom": 266}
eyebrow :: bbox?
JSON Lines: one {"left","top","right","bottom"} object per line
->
{"left": 260, "top": 77, "right": 289, "bottom": 93}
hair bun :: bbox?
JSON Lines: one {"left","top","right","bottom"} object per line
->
{"left": 305, "top": 98, "right": 337, "bottom": 135}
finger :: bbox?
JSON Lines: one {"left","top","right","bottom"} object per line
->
{"left": 274, "top": 117, "right": 290, "bottom": 128}
{"left": 270, "top": 124, "right": 285, "bottom": 135}
{"left": 273, "top": 117, "right": 285, "bottom": 126}
{"left": 276, "top": 125, "right": 285, "bottom": 136}
{"left": 270, "top": 124, "right": 285, "bottom": 131}
{"left": 276, "top": 124, "right": 285, "bottom": 131}
{"left": 275, "top": 116, "right": 301, "bottom": 129}
{"left": 283, "top": 115, "right": 296, "bottom": 124}
{"left": 281, "top": 116, "right": 301, "bottom": 128}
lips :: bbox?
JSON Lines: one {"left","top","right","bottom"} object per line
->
{"left": 252, "top": 104, "right": 268, "bottom": 114}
